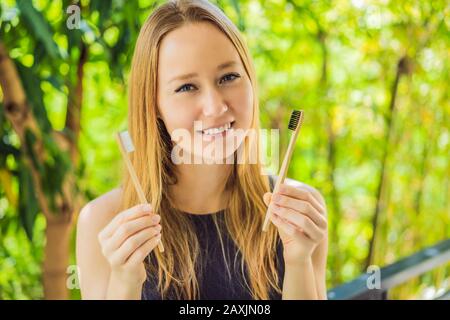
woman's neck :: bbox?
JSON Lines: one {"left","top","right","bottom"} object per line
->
{"left": 170, "top": 162, "right": 233, "bottom": 215}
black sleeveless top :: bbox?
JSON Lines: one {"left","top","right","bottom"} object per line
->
{"left": 141, "top": 177, "right": 284, "bottom": 300}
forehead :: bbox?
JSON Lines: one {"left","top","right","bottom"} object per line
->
{"left": 158, "top": 22, "right": 242, "bottom": 80}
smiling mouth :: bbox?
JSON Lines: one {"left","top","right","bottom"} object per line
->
{"left": 198, "top": 121, "right": 235, "bottom": 136}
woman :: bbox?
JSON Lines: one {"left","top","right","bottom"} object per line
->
{"left": 76, "top": 0, "right": 328, "bottom": 300}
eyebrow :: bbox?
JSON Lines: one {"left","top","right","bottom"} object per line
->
{"left": 167, "top": 60, "right": 239, "bottom": 84}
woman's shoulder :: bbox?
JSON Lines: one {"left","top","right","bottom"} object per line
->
{"left": 77, "top": 186, "right": 124, "bottom": 234}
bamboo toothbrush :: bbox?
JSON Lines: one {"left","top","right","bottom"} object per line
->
{"left": 262, "top": 110, "right": 304, "bottom": 232}
{"left": 116, "top": 131, "right": 165, "bottom": 253}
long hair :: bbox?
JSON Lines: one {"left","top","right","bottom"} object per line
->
{"left": 119, "top": 0, "right": 281, "bottom": 299}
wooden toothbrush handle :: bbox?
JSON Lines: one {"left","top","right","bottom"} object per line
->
{"left": 127, "top": 159, "right": 165, "bottom": 253}
{"left": 262, "top": 126, "right": 301, "bottom": 232}
{"left": 125, "top": 157, "right": 165, "bottom": 253}
{"left": 116, "top": 135, "right": 165, "bottom": 253}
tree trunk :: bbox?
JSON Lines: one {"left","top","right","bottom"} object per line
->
{"left": 43, "top": 218, "right": 73, "bottom": 299}
{"left": 0, "top": 41, "right": 85, "bottom": 299}
{"left": 364, "top": 56, "right": 412, "bottom": 270}
{"left": 317, "top": 30, "right": 343, "bottom": 285}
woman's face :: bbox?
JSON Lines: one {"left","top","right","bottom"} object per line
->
{"left": 157, "top": 22, "right": 253, "bottom": 163}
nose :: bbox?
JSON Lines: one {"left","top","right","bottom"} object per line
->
{"left": 201, "top": 87, "right": 228, "bottom": 117}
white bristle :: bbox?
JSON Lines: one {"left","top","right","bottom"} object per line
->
{"left": 119, "top": 131, "right": 135, "bottom": 153}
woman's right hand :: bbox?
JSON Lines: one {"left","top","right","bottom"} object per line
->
{"left": 97, "top": 203, "right": 162, "bottom": 287}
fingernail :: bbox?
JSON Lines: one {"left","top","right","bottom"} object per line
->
{"left": 272, "top": 194, "right": 281, "bottom": 202}
{"left": 152, "top": 214, "right": 160, "bottom": 222}
{"left": 143, "top": 204, "right": 152, "bottom": 212}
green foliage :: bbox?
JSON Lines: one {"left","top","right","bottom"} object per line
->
{"left": 16, "top": 0, "right": 60, "bottom": 60}
{"left": 18, "top": 159, "right": 40, "bottom": 240}
{"left": 0, "top": 0, "right": 448, "bottom": 299}
{"left": 0, "top": 204, "right": 45, "bottom": 299}
{"left": 16, "top": 62, "right": 52, "bottom": 132}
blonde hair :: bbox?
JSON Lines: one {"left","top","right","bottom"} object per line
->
{"left": 120, "top": 0, "right": 281, "bottom": 299}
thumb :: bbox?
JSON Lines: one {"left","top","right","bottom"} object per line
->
{"left": 263, "top": 192, "right": 272, "bottom": 207}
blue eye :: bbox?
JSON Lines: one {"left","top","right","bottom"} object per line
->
{"left": 220, "top": 73, "right": 240, "bottom": 84}
{"left": 175, "top": 84, "right": 196, "bottom": 93}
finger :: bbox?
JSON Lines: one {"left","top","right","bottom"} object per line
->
{"left": 126, "top": 233, "right": 162, "bottom": 266}
{"left": 99, "top": 203, "right": 153, "bottom": 240}
{"left": 263, "top": 192, "right": 272, "bottom": 206}
{"left": 109, "top": 226, "right": 161, "bottom": 266}
{"left": 271, "top": 194, "right": 327, "bottom": 228}
{"left": 269, "top": 212, "right": 297, "bottom": 236}
{"left": 278, "top": 184, "right": 325, "bottom": 214}
{"left": 271, "top": 213, "right": 313, "bottom": 248}
{"left": 104, "top": 215, "right": 161, "bottom": 254}
{"left": 270, "top": 203, "right": 322, "bottom": 241}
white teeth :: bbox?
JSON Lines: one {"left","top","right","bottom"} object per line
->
{"left": 202, "top": 122, "right": 232, "bottom": 135}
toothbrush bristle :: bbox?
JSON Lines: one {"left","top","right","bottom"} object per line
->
{"left": 119, "top": 131, "right": 135, "bottom": 153}
{"left": 288, "top": 110, "right": 303, "bottom": 131}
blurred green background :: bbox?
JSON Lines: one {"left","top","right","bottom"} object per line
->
{"left": 0, "top": 0, "right": 448, "bottom": 300}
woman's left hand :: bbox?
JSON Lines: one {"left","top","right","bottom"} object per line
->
{"left": 263, "top": 183, "right": 328, "bottom": 266}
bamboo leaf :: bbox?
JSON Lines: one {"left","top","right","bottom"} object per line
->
{"left": 16, "top": 0, "right": 60, "bottom": 59}
{"left": 15, "top": 62, "right": 52, "bottom": 133}
{"left": 18, "top": 160, "right": 40, "bottom": 241}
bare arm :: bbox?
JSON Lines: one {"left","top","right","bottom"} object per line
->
{"left": 311, "top": 190, "right": 328, "bottom": 300}
{"left": 76, "top": 188, "right": 161, "bottom": 300}
{"left": 76, "top": 201, "right": 113, "bottom": 299}
{"left": 268, "top": 178, "right": 328, "bottom": 300}
{"left": 287, "top": 179, "right": 328, "bottom": 299}
{"left": 282, "top": 258, "right": 318, "bottom": 299}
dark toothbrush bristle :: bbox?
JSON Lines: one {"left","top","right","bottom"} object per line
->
{"left": 288, "top": 110, "right": 302, "bottom": 130}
